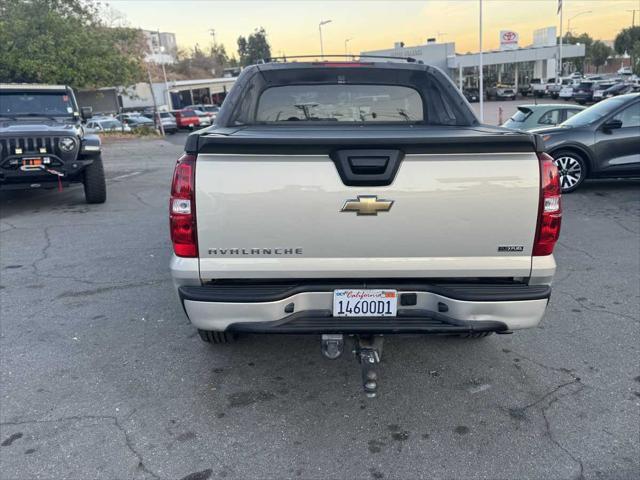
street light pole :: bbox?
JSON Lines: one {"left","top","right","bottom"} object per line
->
{"left": 344, "top": 38, "right": 352, "bottom": 56}
{"left": 567, "top": 11, "right": 592, "bottom": 34}
{"left": 478, "top": 0, "right": 484, "bottom": 122}
{"left": 157, "top": 29, "right": 171, "bottom": 111}
{"left": 319, "top": 20, "right": 332, "bottom": 58}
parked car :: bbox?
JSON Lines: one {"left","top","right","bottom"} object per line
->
{"left": 192, "top": 109, "right": 212, "bottom": 127}
{"left": 158, "top": 112, "right": 178, "bottom": 134}
{"left": 486, "top": 84, "right": 516, "bottom": 100}
{"left": 172, "top": 109, "right": 200, "bottom": 129}
{"left": 85, "top": 117, "right": 131, "bottom": 133}
{"left": 602, "top": 82, "right": 634, "bottom": 99}
{"left": 462, "top": 88, "right": 479, "bottom": 102}
{"left": 530, "top": 78, "right": 546, "bottom": 97}
{"left": 518, "top": 82, "right": 533, "bottom": 97}
{"left": 592, "top": 82, "right": 618, "bottom": 102}
{"left": 116, "top": 113, "right": 155, "bottom": 129}
{"left": 545, "top": 78, "right": 562, "bottom": 99}
{"left": 170, "top": 59, "right": 562, "bottom": 396}
{"left": 502, "top": 104, "right": 585, "bottom": 131}
{"left": 534, "top": 93, "right": 640, "bottom": 192}
{"left": 185, "top": 104, "right": 220, "bottom": 123}
{"left": 557, "top": 78, "right": 577, "bottom": 100}
{"left": 572, "top": 81, "right": 596, "bottom": 104}
{"left": 0, "top": 83, "right": 106, "bottom": 203}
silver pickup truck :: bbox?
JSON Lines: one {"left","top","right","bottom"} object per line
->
{"left": 169, "top": 58, "right": 562, "bottom": 396}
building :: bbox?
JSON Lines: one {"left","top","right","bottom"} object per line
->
{"left": 143, "top": 30, "right": 178, "bottom": 64}
{"left": 362, "top": 26, "right": 586, "bottom": 91}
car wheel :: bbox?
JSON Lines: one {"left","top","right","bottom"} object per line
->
{"left": 197, "top": 329, "right": 237, "bottom": 344}
{"left": 553, "top": 151, "right": 587, "bottom": 193}
{"left": 83, "top": 155, "right": 107, "bottom": 204}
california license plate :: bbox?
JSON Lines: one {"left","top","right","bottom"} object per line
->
{"left": 333, "top": 289, "right": 397, "bottom": 317}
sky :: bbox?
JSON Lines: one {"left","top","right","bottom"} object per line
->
{"left": 108, "top": 0, "right": 639, "bottom": 56}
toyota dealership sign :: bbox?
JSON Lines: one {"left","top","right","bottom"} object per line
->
{"left": 500, "top": 30, "right": 519, "bottom": 50}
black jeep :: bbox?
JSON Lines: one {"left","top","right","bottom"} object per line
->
{"left": 0, "top": 84, "right": 106, "bottom": 203}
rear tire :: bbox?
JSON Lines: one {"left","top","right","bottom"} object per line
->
{"left": 552, "top": 150, "right": 588, "bottom": 193}
{"left": 197, "top": 329, "right": 236, "bottom": 344}
{"left": 83, "top": 156, "right": 106, "bottom": 204}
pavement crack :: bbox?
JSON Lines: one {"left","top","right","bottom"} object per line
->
{"left": 507, "top": 353, "right": 587, "bottom": 479}
{"left": 1, "top": 415, "right": 163, "bottom": 480}
{"left": 56, "top": 278, "right": 171, "bottom": 298}
{"left": 130, "top": 191, "right": 154, "bottom": 208}
{"left": 557, "top": 241, "right": 595, "bottom": 260}
{"left": 542, "top": 396, "right": 586, "bottom": 480}
{"left": 555, "top": 291, "right": 639, "bottom": 322}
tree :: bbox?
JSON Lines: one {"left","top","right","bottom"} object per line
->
{"left": 0, "top": 0, "right": 146, "bottom": 88}
{"left": 631, "top": 41, "right": 640, "bottom": 75}
{"left": 237, "top": 27, "right": 271, "bottom": 66}
{"left": 614, "top": 26, "right": 640, "bottom": 55}
{"left": 615, "top": 27, "right": 640, "bottom": 76}
{"left": 562, "top": 32, "right": 594, "bottom": 73}
{"left": 588, "top": 40, "right": 613, "bottom": 73}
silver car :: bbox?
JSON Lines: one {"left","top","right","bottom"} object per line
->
{"left": 502, "top": 104, "right": 585, "bottom": 131}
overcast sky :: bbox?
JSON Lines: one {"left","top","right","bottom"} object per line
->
{"left": 109, "top": 0, "right": 638, "bottom": 56}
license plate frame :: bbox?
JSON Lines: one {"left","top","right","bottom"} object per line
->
{"left": 332, "top": 289, "right": 397, "bottom": 317}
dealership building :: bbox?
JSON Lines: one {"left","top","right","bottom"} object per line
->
{"left": 361, "top": 27, "right": 586, "bottom": 91}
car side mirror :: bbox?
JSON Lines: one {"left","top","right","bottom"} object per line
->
{"left": 80, "top": 106, "right": 93, "bottom": 120}
{"left": 602, "top": 119, "right": 622, "bottom": 131}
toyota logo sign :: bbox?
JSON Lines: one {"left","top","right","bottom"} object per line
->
{"left": 500, "top": 30, "right": 519, "bottom": 50}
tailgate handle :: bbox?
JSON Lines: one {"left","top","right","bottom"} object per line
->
{"left": 332, "top": 149, "right": 404, "bottom": 187}
{"left": 348, "top": 156, "right": 388, "bottom": 175}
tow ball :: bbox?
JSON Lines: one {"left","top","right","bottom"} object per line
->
{"left": 321, "top": 334, "right": 385, "bottom": 398}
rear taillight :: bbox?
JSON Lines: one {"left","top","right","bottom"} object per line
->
{"left": 170, "top": 153, "right": 198, "bottom": 257}
{"left": 533, "top": 152, "right": 562, "bottom": 256}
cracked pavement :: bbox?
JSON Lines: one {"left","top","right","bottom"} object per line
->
{"left": 1, "top": 135, "right": 639, "bottom": 480}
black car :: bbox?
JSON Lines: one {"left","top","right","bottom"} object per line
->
{"left": 533, "top": 93, "right": 640, "bottom": 192}
{"left": 573, "top": 81, "right": 596, "bottom": 104}
{"left": 602, "top": 82, "right": 634, "bottom": 99}
{"left": 463, "top": 88, "right": 479, "bottom": 102}
{"left": 0, "top": 84, "right": 106, "bottom": 203}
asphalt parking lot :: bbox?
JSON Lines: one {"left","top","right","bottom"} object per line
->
{"left": 1, "top": 116, "right": 639, "bottom": 480}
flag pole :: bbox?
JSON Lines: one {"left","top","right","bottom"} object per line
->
{"left": 559, "top": 0, "right": 563, "bottom": 77}
{"left": 479, "top": 0, "right": 484, "bottom": 122}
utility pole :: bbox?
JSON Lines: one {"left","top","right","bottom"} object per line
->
{"left": 319, "top": 20, "right": 332, "bottom": 58}
{"left": 627, "top": 9, "right": 639, "bottom": 26}
{"left": 478, "top": 0, "right": 484, "bottom": 122}
{"left": 146, "top": 66, "right": 165, "bottom": 136}
{"left": 209, "top": 29, "right": 216, "bottom": 45}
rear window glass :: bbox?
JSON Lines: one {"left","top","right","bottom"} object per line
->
{"left": 511, "top": 109, "right": 531, "bottom": 122}
{"left": 255, "top": 85, "right": 424, "bottom": 123}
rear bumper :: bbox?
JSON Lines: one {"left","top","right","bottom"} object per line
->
{"left": 178, "top": 282, "right": 551, "bottom": 333}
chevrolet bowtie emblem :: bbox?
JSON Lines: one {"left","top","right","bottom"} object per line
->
{"left": 341, "top": 195, "right": 394, "bottom": 216}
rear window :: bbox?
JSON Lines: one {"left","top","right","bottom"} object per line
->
{"left": 511, "top": 109, "right": 531, "bottom": 122}
{"left": 255, "top": 85, "right": 424, "bottom": 123}
{"left": 181, "top": 110, "right": 197, "bottom": 118}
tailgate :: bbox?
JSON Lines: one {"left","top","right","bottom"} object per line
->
{"left": 195, "top": 141, "right": 540, "bottom": 280}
